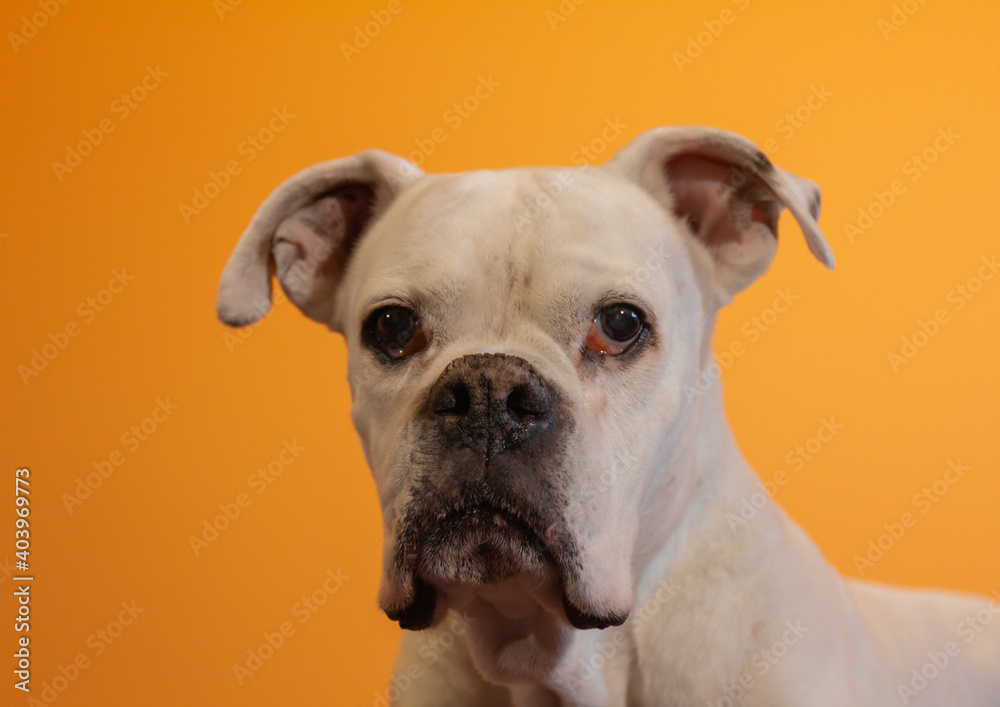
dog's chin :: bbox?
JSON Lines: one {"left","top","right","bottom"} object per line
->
{"left": 420, "top": 504, "right": 552, "bottom": 585}
{"left": 383, "top": 505, "right": 630, "bottom": 632}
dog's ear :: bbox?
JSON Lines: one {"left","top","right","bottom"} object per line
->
{"left": 216, "top": 150, "right": 422, "bottom": 329}
{"left": 605, "top": 126, "right": 834, "bottom": 300}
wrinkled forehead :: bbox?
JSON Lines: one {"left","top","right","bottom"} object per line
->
{"left": 344, "top": 167, "right": 689, "bottom": 312}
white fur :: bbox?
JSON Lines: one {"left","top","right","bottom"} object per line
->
{"left": 217, "top": 127, "right": 999, "bottom": 706}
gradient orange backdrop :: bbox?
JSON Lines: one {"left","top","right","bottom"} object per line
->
{"left": 2, "top": 1, "right": 999, "bottom": 704}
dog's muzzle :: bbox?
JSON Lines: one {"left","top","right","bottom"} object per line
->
{"left": 382, "top": 354, "right": 627, "bottom": 632}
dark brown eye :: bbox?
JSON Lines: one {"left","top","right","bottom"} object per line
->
{"left": 365, "top": 306, "right": 427, "bottom": 360}
{"left": 586, "top": 304, "right": 644, "bottom": 355}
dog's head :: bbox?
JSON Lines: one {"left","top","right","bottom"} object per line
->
{"left": 217, "top": 127, "right": 832, "bottom": 632}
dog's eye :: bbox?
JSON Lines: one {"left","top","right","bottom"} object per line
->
{"left": 586, "top": 304, "right": 644, "bottom": 355}
{"left": 364, "top": 306, "right": 428, "bottom": 360}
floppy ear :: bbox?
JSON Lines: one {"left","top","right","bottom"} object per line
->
{"left": 216, "top": 149, "right": 422, "bottom": 329}
{"left": 604, "top": 126, "right": 833, "bottom": 301}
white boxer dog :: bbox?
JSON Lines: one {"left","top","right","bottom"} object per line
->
{"left": 217, "top": 126, "right": 999, "bottom": 706}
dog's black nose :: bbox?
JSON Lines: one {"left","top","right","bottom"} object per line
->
{"left": 429, "top": 353, "right": 556, "bottom": 457}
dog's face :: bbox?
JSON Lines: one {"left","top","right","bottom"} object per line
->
{"left": 343, "top": 167, "right": 704, "bottom": 631}
{"left": 217, "top": 127, "right": 833, "bottom": 632}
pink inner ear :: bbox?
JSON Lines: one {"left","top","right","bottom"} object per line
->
{"left": 750, "top": 202, "right": 770, "bottom": 225}
{"left": 665, "top": 154, "right": 780, "bottom": 248}
{"left": 269, "top": 183, "right": 376, "bottom": 323}
{"left": 666, "top": 154, "right": 744, "bottom": 247}
{"left": 274, "top": 183, "right": 376, "bottom": 283}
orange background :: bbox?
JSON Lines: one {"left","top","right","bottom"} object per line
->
{"left": 2, "top": 1, "right": 999, "bottom": 704}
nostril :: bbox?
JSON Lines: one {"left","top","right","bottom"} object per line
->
{"left": 434, "top": 382, "right": 471, "bottom": 416}
{"left": 506, "top": 383, "right": 550, "bottom": 419}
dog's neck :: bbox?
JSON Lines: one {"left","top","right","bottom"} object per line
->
{"left": 630, "top": 308, "right": 771, "bottom": 579}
